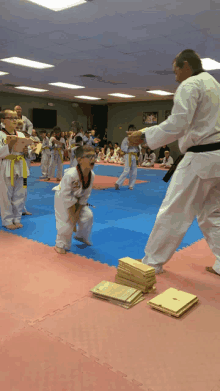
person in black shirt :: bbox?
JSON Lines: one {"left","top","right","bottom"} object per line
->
{"left": 157, "top": 145, "right": 170, "bottom": 163}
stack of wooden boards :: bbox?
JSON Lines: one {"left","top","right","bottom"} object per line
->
{"left": 90, "top": 257, "right": 156, "bottom": 309}
{"left": 147, "top": 287, "right": 199, "bottom": 317}
{"left": 90, "top": 281, "right": 144, "bottom": 309}
{"left": 115, "top": 257, "right": 156, "bottom": 293}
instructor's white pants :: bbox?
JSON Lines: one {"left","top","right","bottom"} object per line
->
{"left": 142, "top": 156, "right": 220, "bottom": 275}
{"left": 55, "top": 191, "right": 93, "bottom": 250}
{"left": 0, "top": 174, "right": 26, "bottom": 226}
{"left": 116, "top": 154, "right": 137, "bottom": 188}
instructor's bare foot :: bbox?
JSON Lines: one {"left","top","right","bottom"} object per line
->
{"left": 14, "top": 223, "right": 23, "bottom": 228}
{"left": 5, "top": 224, "right": 17, "bottom": 230}
{"left": 54, "top": 246, "right": 66, "bottom": 254}
{"left": 206, "top": 266, "right": 220, "bottom": 276}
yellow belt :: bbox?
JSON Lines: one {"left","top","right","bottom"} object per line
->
{"left": 42, "top": 146, "right": 49, "bottom": 150}
{"left": 128, "top": 152, "right": 138, "bottom": 167}
{"left": 54, "top": 147, "right": 63, "bottom": 163}
{"left": 70, "top": 143, "right": 76, "bottom": 149}
{"left": 4, "top": 155, "right": 28, "bottom": 188}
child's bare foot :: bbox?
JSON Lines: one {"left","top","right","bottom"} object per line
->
{"left": 14, "top": 223, "right": 23, "bottom": 228}
{"left": 44, "top": 178, "right": 50, "bottom": 181}
{"left": 54, "top": 246, "right": 66, "bottom": 254}
{"left": 5, "top": 224, "right": 17, "bottom": 230}
{"left": 56, "top": 178, "right": 61, "bottom": 181}
{"left": 22, "top": 211, "right": 32, "bottom": 216}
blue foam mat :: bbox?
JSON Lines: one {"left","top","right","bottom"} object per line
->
{"left": 0, "top": 164, "right": 203, "bottom": 267}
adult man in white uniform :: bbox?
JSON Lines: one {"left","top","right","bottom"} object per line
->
{"left": 128, "top": 49, "right": 220, "bottom": 276}
{"left": 14, "top": 105, "right": 33, "bottom": 136}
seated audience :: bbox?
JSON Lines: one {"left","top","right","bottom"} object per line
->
{"left": 157, "top": 144, "right": 170, "bottom": 163}
{"left": 105, "top": 147, "right": 116, "bottom": 163}
{"left": 142, "top": 147, "right": 156, "bottom": 167}
{"left": 159, "top": 150, "right": 174, "bottom": 168}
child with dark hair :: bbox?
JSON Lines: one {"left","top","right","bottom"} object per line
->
{"left": 52, "top": 145, "right": 96, "bottom": 254}
{"left": 44, "top": 127, "right": 65, "bottom": 182}
{"left": 115, "top": 124, "right": 141, "bottom": 190}
{"left": 69, "top": 135, "right": 83, "bottom": 168}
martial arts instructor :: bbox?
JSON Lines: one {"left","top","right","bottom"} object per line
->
{"left": 128, "top": 49, "right": 220, "bottom": 276}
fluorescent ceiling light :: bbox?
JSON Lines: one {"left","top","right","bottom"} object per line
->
{"left": 15, "top": 86, "right": 49, "bottom": 92}
{"left": 27, "top": 0, "right": 87, "bottom": 12}
{"left": 74, "top": 96, "right": 101, "bottom": 100}
{"left": 1, "top": 57, "right": 54, "bottom": 69}
{"left": 108, "top": 93, "right": 136, "bottom": 98}
{"left": 147, "top": 90, "right": 174, "bottom": 96}
{"left": 0, "top": 71, "right": 9, "bottom": 76}
{"left": 49, "top": 82, "right": 85, "bottom": 89}
{"left": 201, "top": 58, "right": 220, "bottom": 70}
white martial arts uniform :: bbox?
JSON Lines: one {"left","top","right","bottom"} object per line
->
{"left": 21, "top": 115, "right": 33, "bottom": 135}
{"left": 48, "top": 137, "right": 65, "bottom": 179}
{"left": 105, "top": 153, "right": 116, "bottom": 163}
{"left": 142, "top": 152, "right": 156, "bottom": 167}
{"left": 23, "top": 146, "right": 36, "bottom": 214}
{"left": 116, "top": 137, "right": 140, "bottom": 188}
{"left": 53, "top": 167, "right": 95, "bottom": 250}
{"left": 141, "top": 70, "right": 220, "bottom": 275}
{"left": 160, "top": 155, "right": 173, "bottom": 168}
{"left": 0, "top": 130, "right": 30, "bottom": 226}
{"left": 40, "top": 137, "right": 51, "bottom": 178}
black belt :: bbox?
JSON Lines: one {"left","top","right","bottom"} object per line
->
{"left": 163, "top": 142, "right": 220, "bottom": 183}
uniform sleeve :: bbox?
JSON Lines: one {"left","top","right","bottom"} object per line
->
{"left": 25, "top": 117, "right": 33, "bottom": 135}
{"left": 60, "top": 173, "right": 78, "bottom": 209}
{"left": 143, "top": 82, "right": 200, "bottom": 150}
{"left": 78, "top": 173, "right": 95, "bottom": 205}
{"left": 121, "top": 137, "right": 128, "bottom": 153}
{"left": 0, "top": 134, "right": 10, "bottom": 159}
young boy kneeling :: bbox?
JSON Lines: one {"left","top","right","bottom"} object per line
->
{"left": 53, "top": 145, "right": 96, "bottom": 254}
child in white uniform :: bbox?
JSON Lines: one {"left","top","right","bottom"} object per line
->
{"left": 39, "top": 130, "right": 51, "bottom": 179}
{"left": 142, "top": 148, "right": 156, "bottom": 167}
{"left": 53, "top": 145, "right": 96, "bottom": 254}
{"left": 0, "top": 110, "right": 31, "bottom": 229}
{"left": 159, "top": 150, "right": 174, "bottom": 168}
{"left": 69, "top": 136, "right": 83, "bottom": 168}
{"left": 45, "top": 127, "right": 65, "bottom": 181}
{"left": 105, "top": 147, "right": 116, "bottom": 163}
{"left": 115, "top": 124, "right": 140, "bottom": 190}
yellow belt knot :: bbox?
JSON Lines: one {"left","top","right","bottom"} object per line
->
{"left": 128, "top": 152, "right": 138, "bottom": 167}
{"left": 54, "top": 147, "right": 63, "bottom": 163}
{"left": 4, "top": 154, "right": 28, "bottom": 188}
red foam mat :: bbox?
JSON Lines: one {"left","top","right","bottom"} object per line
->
{"left": 39, "top": 175, "right": 148, "bottom": 188}
{"left": 0, "top": 231, "right": 220, "bottom": 391}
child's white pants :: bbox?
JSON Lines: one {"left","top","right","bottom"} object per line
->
{"left": 48, "top": 151, "right": 63, "bottom": 179}
{"left": 55, "top": 191, "right": 93, "bottom": 250}
{"left": 1, "top": 174, "right": 26, "bottom": 226}
{"left": 116, "top": 154, "right": 137, "bottom": 188}
{"left": 41, "top": 151, "right": 51, "bottom": 177}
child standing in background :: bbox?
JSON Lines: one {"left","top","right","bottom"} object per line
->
{"left": 44, "top": 127, "right": 65, "bottom": 182}
{"left": 39, "top": 130, "right": 51, "bottom": 179}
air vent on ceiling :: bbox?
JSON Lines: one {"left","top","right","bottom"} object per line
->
{"left": 152, "top": 70, "right": 174, "bottom": 75}
{"left": 81, "top": 74, "right": 98, "bottom": 78}
{"left": 4, "top": 83, "right": 17, "bottom": 87}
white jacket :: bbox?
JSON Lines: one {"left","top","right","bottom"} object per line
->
{"left": 143, "top": 71, "right": 220, "bottom": 179}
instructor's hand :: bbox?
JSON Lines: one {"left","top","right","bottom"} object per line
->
{"left": 127, "top": 130, "right": 145, "bottom": 146}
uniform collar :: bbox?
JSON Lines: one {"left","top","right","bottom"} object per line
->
{"left": 191, "top": 69, "right": 205, "bottom": 77}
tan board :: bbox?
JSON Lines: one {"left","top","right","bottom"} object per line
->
{"left": 115, "top": 275, "right": 155, "bottom": 293}
{"left": 90, "top": 281, "right": 142, "bottom": 303}
{"left": 34, "top": 142, "right": 42, "bottom": 155}
{"left": 147, "top": 288, "right": 199, "bottom": 317}
{"left": 7, "top": 137, "right": 33, "bottom": 153}
{"left": 117, "top": 267, "right": 156, "bottom": 285}
{"left": 92, "top": 293, "right": 145, "bottom": 309}
{"left": 119, "top": 257, "right": 155, "bottom": 276}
